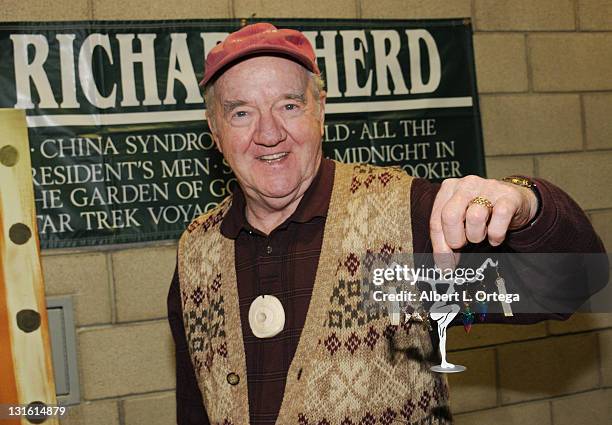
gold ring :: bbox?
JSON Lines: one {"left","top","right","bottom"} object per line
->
{"left": 469, "top": 196, "right": 493, "bottom": 209}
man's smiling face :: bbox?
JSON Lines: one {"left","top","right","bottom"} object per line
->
{"left": 207, "top": 55, "right": 326, "bottom": 208}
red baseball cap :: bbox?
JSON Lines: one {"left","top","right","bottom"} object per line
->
{"left": 199, "top": 22, "right": 321, "bottom": 87}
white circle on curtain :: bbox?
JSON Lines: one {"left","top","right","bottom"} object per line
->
{"left": 248, "top": 295, "right": 285, "bottom": 338}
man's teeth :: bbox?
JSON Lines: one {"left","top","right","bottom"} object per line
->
{"left": 258, "top": 152, "right": 288, "bottom": 161}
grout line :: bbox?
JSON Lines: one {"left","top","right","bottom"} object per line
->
{"left": 119, "top": 389, "right": 176, "bottom": 401}
{"left": 497, "top": 388, "right": 604, "bottom": 408}
{"left": 549, "top": 399, "right": 554, "bottom": 425}
{"left": 494, "top": 347, "right": 502, "bottom": 407}
{"left": 574, "top": 0, "right": 581, "bottom": 31}
{"left": 228, "top": 0, "right": 236, "bottom": 19}
{"left": 579, "top": 93, "right": 588, "bottom": 151}
{"left": 485, "top": 149, "right": 612, "bottom": 159}
{"left": 41, "top": 239, "right": 178, "bottom": 257}
{"left": 524, "top": 33, "right": 534, "bottom": 94}
{"left": 447, "top": 325, "right": 612, "bottom": 353}
{"left": 478, "top": 88, "right": 530, "bottom": 94}
{"left": 521, "top": 33, "right": 530, "bottom": 94}
{"left": 485, "top": 153, "right": 551, "bottom": 159}
{"left": 485, "top": 148, "right": 611, "bottom": 158}
{"left": 470, "top": 0, "right": 476, "bottom": 31}
{"left": 473, "top": 29, "right": 611, "bottom": 34}
{"left": 587, "top": 210, "right": 594, "bottom": 223}
{"left": 118, "top": 399, "right": 126, "bottom": 425}
{"left": 473, "top": 29, "right": 612, "bottom": 35}
{"left": 544, "top": 317, "right": 550, "bottom": 337}
{"left": 510, "top": 147, "right": 612, "bottom": 157}
{"left": 106, "top": 253, "right": 118, "bottom": 324}
{"left": 82, "top": 388, "right": 176, "bottom": 403}
{"left": 356, "top": 0, "right": 362, "bottom": 19}
{"left": 584, "top": 207, "right": 612, "bottom": 214}
{"left": 454, "top": 387, "right": 607, "bottom": 416}
{"left": 596, "top": 331, "right": 604, "bottom": 388}
{"left": 479, "top": 89, "right": 612, "bottom": 95}
{"left": 76, "top": 317, "right": 168, "bottom": 331}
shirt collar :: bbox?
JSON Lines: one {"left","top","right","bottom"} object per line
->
{"left": 220, "top": 158, "right": 335, "bottom": 239}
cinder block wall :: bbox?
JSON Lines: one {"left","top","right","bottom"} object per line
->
{"left": 2, "top": 1, "right": 611, "bottom": 424}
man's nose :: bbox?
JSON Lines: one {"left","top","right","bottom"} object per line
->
{"left": 255, "top": 110, "right": 286, "bottom": 146}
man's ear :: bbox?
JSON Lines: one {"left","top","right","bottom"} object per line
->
{"left": 205, "top": 111, "right": 223, "bottom": 153}
{"left": 318, "top": 90, "right": 327, "bottom": 137}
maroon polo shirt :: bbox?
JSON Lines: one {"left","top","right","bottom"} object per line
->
{"left": 167, "top": 158, "right": 606, "bottom": 425}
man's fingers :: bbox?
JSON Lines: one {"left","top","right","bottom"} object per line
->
{"left": 430, "top": 179, "right": 458, "bottom": 269}
{"left": 431, "top": 223, "right": 455, "bottom": 270}
{"left": 465, "top": 201, "right": 491, "bottom": 243}
{"left": 487, "top": 197, "right": 516, "bottom": 246}
{"left": 430, "top": 176, "right": 525, "bottom": 258}
{"left": 440, "top": 192, "right": 472, "bottom": 250}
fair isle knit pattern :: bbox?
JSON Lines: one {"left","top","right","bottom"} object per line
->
{"left": 178, "top": 161, "right": 452, "bottom": 425}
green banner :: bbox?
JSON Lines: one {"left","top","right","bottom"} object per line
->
{"left": 0, "top": 19, "right": 484, "bottom": 248}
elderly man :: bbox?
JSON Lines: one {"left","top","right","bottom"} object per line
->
{"left": 168, "top": 23, "right": 605, "bottom": 425}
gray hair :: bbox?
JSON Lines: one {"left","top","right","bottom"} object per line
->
{"left": 204, "top": 69, "right": 325, "bottom": 127}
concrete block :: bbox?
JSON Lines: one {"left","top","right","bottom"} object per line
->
{"left": 0, "top": 0, "right": 89, "bottom": 21}
{"left": 112, "top": 246, "right": 177, "bottom": 322}
{"left": 448, "top": 322, "right": 546, "bottom": 351}
{"left": 60, "top": 400, "right": 119, "bottom": 425}
{"left": 446, "top": 348, "right": 497, "bottom": 413}
{"left": 551, "top": 389, "right": 612, "bottom": 425}
{"left": 480, "top": 95, "right": 582, "bottom": 156}
{"left": 584, "top": 93, "right": 612, "bottom": 150}
{"left": 234, "top": 0, "right": 358, "bottom": 18}
{"left": 498, "top": 333, "right": 599, "bottom": 404}
{"left": 454, "top": 401, "right": 551, "bottom": 425}
{"left": 600, "top": 329, "right": 612, "bottom": 386}
{"left": 78, "top": 321, "right": 175, "bottom": 399}
{"left": 537, "top": 151, "right": 612, "bottom": 210}
{"left": 548, "top": 313, "right": 612, "bottom": 335}
{"left": 123, "top": 392, "right": 176, "bottom": 425}
{"left": 361, "top": 0, "right": 471, "bottom": 18}
{"left": 475, "top": 0, "right": 575, "bottom": 30}
{"left": 485, "top": 156, "right": 534, "bottom": 180}
{"left": 591, "top": 210, "right": 612, "bottom": 253}
{"left": 93, "top": 0, "right": 230, "bottom": 19}
{"left": 473, "top": 34, "right": 528, "bottom": 93}
{"left": 578, "top": 0, "right": 612, "bottom": 30}
{"left": 42, "top": 253, "right": 112, "bottom": 326}
{"left": 530, "top": 34, "right": 612, "bottom": 91}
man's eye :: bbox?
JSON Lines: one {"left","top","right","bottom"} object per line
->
{"left": 233, "top": 110, "right": 248, "bottom": 118}
{"left": 284, "top": 103, "right": 298, "bottom": 111}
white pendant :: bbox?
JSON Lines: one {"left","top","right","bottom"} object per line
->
{"left": 496, "top": 276, "right": 514, "bottom": 317}
{"left": 248, "top": 295, "right": 285, "bottom": 338}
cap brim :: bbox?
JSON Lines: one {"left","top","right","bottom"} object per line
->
{"left": 199, "top": 45, "right": 319, "bottom": 87}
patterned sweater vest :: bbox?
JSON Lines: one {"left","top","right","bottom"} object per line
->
{"left": 178, "top": 161, "right": 451, "bottom": 425}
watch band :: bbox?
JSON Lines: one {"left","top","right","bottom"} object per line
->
{"left": 501, "top": 176, "right": 535, "bottom": 189}
{"left": 502, "top": 175, "right": 542, "bottom": 231}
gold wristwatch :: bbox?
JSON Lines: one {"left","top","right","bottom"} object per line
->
{"left": 501, "top": 176, "right": 535, "bottom": 189}
{"left": 501, "top": 175, "right": 541, "bottom": 230}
